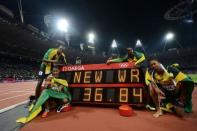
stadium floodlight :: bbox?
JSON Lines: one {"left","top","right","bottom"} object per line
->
{"left": 185, "top": 19, "right": 194, "bottom": 23}
{"left": 110, "top": 39, "right": 120, "bottom": 56}
{"left": 57, "top": 18, "right": 69, "bottom": 32}
{"left": 165, "top": 32, "right": 174, "bottom": 41}
{"left": 163, "top": 32, "right": 183, "bottom": 52}
{"left": 135, "top": 39, "right": 146, "bottom": 54}
{"left": 111, "top": 40, "right": 117, "bottom": 48}
{"left": 136, "top": 39, "right": 142, "bottom": 47}
{"left": 88, "top": 32, "right": 95, "bottom": 44}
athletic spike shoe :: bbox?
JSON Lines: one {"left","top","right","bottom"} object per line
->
{"left": 145, "top": 104, "right": 156, "bottom": 111}
{"left": 41, "top": 111, "right": 49, "bottom": 118}
{"left": 57, "top": 104, "right": 71, "bottom": 113}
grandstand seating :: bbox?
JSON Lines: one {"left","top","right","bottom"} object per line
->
{"left": 154, "top": 48, "right": 197, "bottom": 73}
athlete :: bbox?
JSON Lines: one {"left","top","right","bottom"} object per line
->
{"left": 35, "top": 45, "right": 67, "bottom": 99}
{"left": 106, "top": 48, "right": 145, "bottom": 66}
{"left": 145, "top": 59, "right": 194, "bottom": 117}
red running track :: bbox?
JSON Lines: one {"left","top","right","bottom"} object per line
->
{"left": 0, "top": 82, "right": 35, "bottom": 111}
{"left": 20, "top": 83, "right": 197, "bottom": 131}
{"left": 1, "top": 82, "right": 197, "bottom": 131}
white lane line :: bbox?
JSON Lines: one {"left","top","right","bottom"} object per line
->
{"left": 0, "top": 89, "right": 20, "bottom": 93}
{"left": 0, "top": 93, "right": 32, "bottom": 102}
{"left": 0, "top": 88, "right": 34, "bottom": 93}
{"left": 0, "top": 91, "right": 34, "bottom": 96}
{"left": 0, "top": 89, "right": 33, "bottom": 93}
{"left": 0, "top": 100, "right": 29, "bottom": 113}
{"left": 10, "top": 90, "right": 33, "bottom": 92}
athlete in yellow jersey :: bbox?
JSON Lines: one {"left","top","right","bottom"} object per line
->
{"left": 106, "top": 48, "right": 145, "bottom": 66}
{"left": 145, "top": 59, "right": 194, "bottom": 117}
{"left": 35, "top": 45, "right": 67, "bottom": 99}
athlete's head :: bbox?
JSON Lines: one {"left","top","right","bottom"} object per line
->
{"left": 148, "top": 58, "right": 163, "bottom": 72}
{"left": 57, "top": 45, "right": 65, "bottom": 54}
{"left": 52, "top": 66, "right": 60, "bottom": 77}
{"left": 126, "top": 48, "right": 134, "bottom": 55}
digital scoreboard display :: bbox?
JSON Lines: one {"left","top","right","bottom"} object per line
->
{"left": 60, "top": 62, "right": 145, "bottom": 106}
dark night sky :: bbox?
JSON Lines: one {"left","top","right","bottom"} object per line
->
{"left": 1, "top": 0, "right": 197, "bottom": 54}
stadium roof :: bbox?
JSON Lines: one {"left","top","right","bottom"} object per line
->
{"left": 0, "top": 0, "right": 197, "bottom": 54}
{"left": 0, "top": 18, "right": 55, "bottom": 59}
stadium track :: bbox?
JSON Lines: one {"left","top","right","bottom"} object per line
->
{"left": 0, "top": 82, "right": 35, "bottom": 112}
{"left": 0, "top": 82, "right": 197, "bottom": 131}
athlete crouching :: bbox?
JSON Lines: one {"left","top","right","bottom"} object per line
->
{"left": 41, "top": 67, "right": 72, "bottom": 117}
{"left": 16, "top": 67, "right": 71, "bottom": 123}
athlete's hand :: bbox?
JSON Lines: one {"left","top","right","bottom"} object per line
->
{"left": 133, "top": 64, "right": 140, "bottom": 68}
{"left": 106, "top": 60, "right": 111, "bottom": 65}
{"left": 44, "top": 80, "right": 51, "bottom": 88}
{"left": 53, "top": 60, "right": 59, "bottom": 63}
{"left": 58, "top": 85, "right": 64, "bottom": 92}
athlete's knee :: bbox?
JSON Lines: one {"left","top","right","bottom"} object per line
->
{"left": 42, "top": 89, "right": 50, "bottom": 94}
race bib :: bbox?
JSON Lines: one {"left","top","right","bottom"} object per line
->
{"left": 162, "top": 85, "right": 176, "bottom": 91}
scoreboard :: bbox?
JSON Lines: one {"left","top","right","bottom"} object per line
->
{"left": 60, "top": 62, "right": 146, "bottom": 106}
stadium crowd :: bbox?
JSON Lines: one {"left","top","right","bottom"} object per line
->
{"left": 0, "top": 56, "right": 38, "bottom": 82}
{"left": 1, "top": 46, "right": 197, "bottom": 82}
{"left": 154, "top": 47, "right": 197, "bottom": 73}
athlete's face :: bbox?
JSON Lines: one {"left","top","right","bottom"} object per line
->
{"left": 52, "top": 68, "right": 60, "bottom": 77}
{"left": 57, "top": 45, "right": 65, "bottom": 54}
{"left": 150, "top": 60, "right": 160, "bottom": 70}
{"left": 127, "top": 48, "right": 133, "bottom": 55}
{"left": 57, "top": 48, "right": 63, "bottom": 54}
